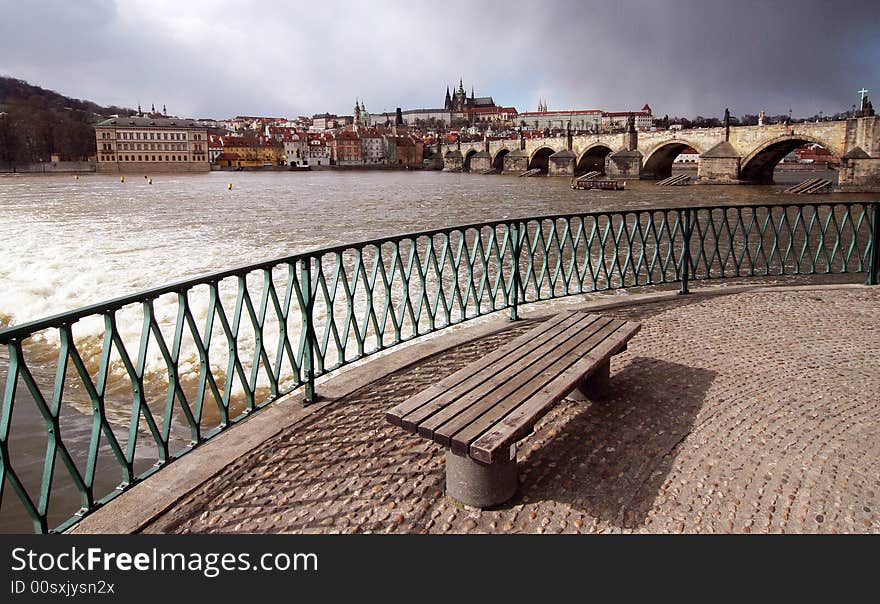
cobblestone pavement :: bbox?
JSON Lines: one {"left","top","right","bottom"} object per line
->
{"left": 145, "top": 288, "right": 880, "bottom": 534}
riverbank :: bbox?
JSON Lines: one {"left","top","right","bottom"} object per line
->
{"left": 0, "top": 160, "right": 95, "bottom": 174}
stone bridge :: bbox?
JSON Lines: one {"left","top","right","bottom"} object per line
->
{"left": 439, "top": 117, "right": 880, "bottom": 192}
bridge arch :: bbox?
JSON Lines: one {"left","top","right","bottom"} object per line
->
{"left": 492, "top": 148, "right": 511, "bottom": 171}
{"left": 641, "top": 140, "right": 706, "bottom": 179}
{"left": 576, "top": 143, "right": 613, "bottom": 175}
{"left": 528, "top": 146, "right": 556, "bottom": 174}
{"left": 463, "top": 148, "right": 478, "bottom": 172}
{"left": 740, "top": 134, "right": 839, "bottom": 184}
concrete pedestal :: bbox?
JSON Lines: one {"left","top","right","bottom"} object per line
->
{"left": 445, "top": 447, "right": 518, "bottom": 508}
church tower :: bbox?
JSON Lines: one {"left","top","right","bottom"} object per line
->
{"left": 444, "top": 86, "right": 452, "bottom": 111}
{"left": 454, "top": 78, "right": 467, "bottom": 112}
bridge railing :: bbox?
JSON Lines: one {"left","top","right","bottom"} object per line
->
{"left": 0, "top": 201, "right": 877, "bottom": 533}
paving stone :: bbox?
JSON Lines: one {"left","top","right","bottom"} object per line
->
{"left": 144, "top": 288, "right": 880, "bottom": 534}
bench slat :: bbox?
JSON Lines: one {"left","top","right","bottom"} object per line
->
{"left": 432, "top": 317, "right": 621, "bottom": 447}
{"left": 469, "top": 321, "right": 642, "bottom": 464}
{"left": 444, "top": 319, "right": 631, "bottom": 454}
{"left": 388, "top": 312, "right": 589, "bottom": 431}
{"left": 414, "top": 315, "right": 608, "bottom": 440}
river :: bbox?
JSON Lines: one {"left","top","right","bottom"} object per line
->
{"left": 0, "top": 167, "right": 873, "bottom": 532}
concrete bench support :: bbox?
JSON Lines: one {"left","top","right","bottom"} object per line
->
{"left": 445, "top": 447, "right": 518, "bottom": 508}
{"left": 569, "top": 358, "right": 611, "bottom": 402}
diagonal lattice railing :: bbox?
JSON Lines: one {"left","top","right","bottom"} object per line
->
{"left": 0, "top": 201, "right": 877, "bottom": 533}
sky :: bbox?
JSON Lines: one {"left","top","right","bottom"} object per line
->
{"left": 1, "top": 0, "right": 878, "bottom": 121}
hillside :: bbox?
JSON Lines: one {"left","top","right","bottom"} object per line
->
{"left": 0, "top": 76, "right": 136, "bottom": 163}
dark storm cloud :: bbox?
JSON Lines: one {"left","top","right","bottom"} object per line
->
{"left": 1, "top": 0, "right": 877, "bottom": 119}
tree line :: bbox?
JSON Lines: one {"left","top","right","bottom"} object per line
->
{"left": 0, "top": 76, "right": 135, "bottom": 164}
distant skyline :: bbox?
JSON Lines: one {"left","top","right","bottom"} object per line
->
{"left": 1, "top": 0, "right": 878, "bottom": 121}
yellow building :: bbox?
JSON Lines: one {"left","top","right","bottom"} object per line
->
{"left": 214, "top": 137, "right": 284, "bottom": 168}
{"left": 94, "top": 116, "right": 210, "bottom": 173}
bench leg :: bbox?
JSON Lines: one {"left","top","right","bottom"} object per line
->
{"left": 569, "top": 358, "right": 611, "bottom": 401}
{"left": 445, "top": 447, "right": 518, "bottom": 509}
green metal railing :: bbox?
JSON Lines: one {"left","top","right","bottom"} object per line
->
{"left": 0, "top": 201, "right": 877, "bottom": 533}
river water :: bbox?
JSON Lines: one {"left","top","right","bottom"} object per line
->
{"left": 0, "top": 167, "right": 873, "bottom": 532}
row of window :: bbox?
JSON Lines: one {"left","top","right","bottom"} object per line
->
{"left": 117, "top": 131, "right": 197, "bottom": 141}
{"left": 117, "top": 143, "right": 189, "bottom": 151}
{"left": 99, "top": 154, "right": 204, "bottom": 162}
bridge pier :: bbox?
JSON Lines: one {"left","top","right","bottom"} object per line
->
{"left": 425, "top": 152, "right": 444, "bottom": 170}
{"left": 697, "top": 141, "right": 741, "bottom": 184}
{"left": 548, "top": 149, "right": 576, "bottom": 176}
{"left": 443, "top": 150, "right": 463, "bottom": 173}
{"left": 503, "top": 150, "right": 529, "bottom": 174}
{"left": 838, "top": 155, "right": 880, "bottom": 192}
{"left": 470, "top": 151, "right": 492, "bottom": 173}
{"left": 606, "top": 149, "right": 642, "bottom": 179}
{"left": 837, "top": 116, "right": 880, "bottom": 192}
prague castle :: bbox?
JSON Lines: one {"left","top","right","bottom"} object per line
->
{"left": 444, "top": 79, "right": 497, "bottom": 112}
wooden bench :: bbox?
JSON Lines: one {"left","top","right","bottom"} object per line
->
{"left": 386, "top": 311, "right": 641, "bottom": 508}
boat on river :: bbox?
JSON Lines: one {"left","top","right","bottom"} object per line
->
{"left": 571, "top": 178, "right": 625, "bottom": 190}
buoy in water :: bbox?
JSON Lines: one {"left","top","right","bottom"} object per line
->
{"left": 228, "top": 183, "right": 233, "bottom": 190}
{"left": 74, "top": 175, "right": 79, "bottom": 180}
{"left": 120, "top": 176, "right": 125, "bottom": 183}
{"left": 148, "top": 178, "right": 153, "bottom": 185}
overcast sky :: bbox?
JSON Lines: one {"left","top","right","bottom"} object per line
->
{"left": 1, "top": 0, "right": 878, "bottom": 120}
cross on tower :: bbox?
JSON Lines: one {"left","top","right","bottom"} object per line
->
{"left": 859, "top": 88, "right": 869, "bottom": 103}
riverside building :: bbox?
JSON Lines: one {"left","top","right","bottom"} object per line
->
{"left": 94, "top": 116, "right": 210, "bottom": 173}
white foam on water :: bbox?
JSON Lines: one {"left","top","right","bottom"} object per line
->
{"left": 0, "top": 173, "right": 508, "bottom": 408}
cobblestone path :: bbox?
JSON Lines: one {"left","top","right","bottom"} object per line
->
{"left": 146, "top": 288, "right": 880, "bottom": 534}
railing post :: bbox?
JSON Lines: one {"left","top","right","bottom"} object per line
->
{"left": 300, "top": 257, "right": 316, "bottom": 405}
{"left": 869, "top": 203, "right": 880, "bottom": 286}
{"left": 679, "top": 209, "right": 692, "bottom": 295}
{"left": 510, "top": 221, "right": 522, "bottom": 321}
